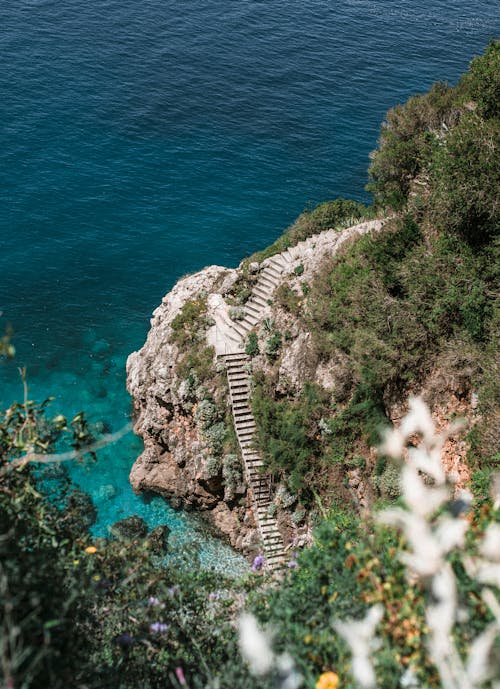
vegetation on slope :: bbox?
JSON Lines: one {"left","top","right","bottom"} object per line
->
{"left": 251, "top": 40, "right": 499, "bottom": 505}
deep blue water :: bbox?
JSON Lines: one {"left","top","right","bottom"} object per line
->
{"left": 0, "top": 0, "right": 498, "bottom": 565}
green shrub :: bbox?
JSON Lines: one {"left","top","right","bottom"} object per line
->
{"left": 460, "top": 39, "right": 500, "bottom": 119}
{"left": 428, "top": 113, "right": 499, "bottom": 245}
{"left": 203, "top": 421, "right": 227, "bottom": 455}
{"left": 195, "top": 398, "right": 219, "bottom": 430}
{"left": 229, "top": 305, "right": 246, "bottom": 321}
{"left": 245, "top": 331, "right": 260, "bottom": 357}
{"left": 367, "top": 81, "right": 459, "bottom": 209}
{"left": 245, "top": 198, "right": 372, "bottom": 265}
{"left": 275, "top": 283, "right": 301, "bottom": 315}
{"left": 265, "top": 331, "right": 282, "bottom": 361}
{"left": 222, "top": 453, "right": 244, "bottom": 501}
{"left": 170, "top": 296, "right": 210, "bottom": 348}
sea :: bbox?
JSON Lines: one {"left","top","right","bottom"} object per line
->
{"left": 0, "top": 0, "right": 498, "bottom": 571}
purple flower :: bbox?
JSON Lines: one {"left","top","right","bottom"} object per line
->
{"left": 251, "top": 554, "right": 264, "bottom": 572}
{"left": 288, "top": 559, "right": 298, "bottom": 569}
{"left": 114, "top": 633, "right": 135, "bottom": 648}
{"left": 150, "top": 622, "right": 169, "bottom": 634}
{"left": 168, "top": 585, "right": 180, "bottom": 597}
{"left": 148, "top": 596, "right": 161, "bottom": 606}
{"left": 209, "top": 591, "right": 220, "bottom": 601}
{"left": 175, "top": 666, "right": 186, "bottom": 686}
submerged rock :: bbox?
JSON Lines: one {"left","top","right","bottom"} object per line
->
{"left": 111, "top": 515, "right": 148, "bottom": 540}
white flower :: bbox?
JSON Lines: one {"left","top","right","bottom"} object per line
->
{"left": 334, "top": 605, "right": 383, "bottom": 689}
{"left": 275, "top": 653, "right": 303, "bottom": 689}
{"left": 378, "top": 507, "right": 443, "bottom": 577}
{"left": 407, "top": 445, "right": 446, "bottom": 485}
{"left": 400, "top": 666, "right": 421, "bottom": 688}
{"left": 463, "top": 525, "right": 500, "bottom": 588}
{"left": 400, "top": 396, "right": 436, "bottom": 446}
{"left": 466, "top": 623, "right": 499, "bottom": 685}
{"left": 426, "top": 564, "right": 457, "bottom": 650}
{"left": 401, "top": 463, "right": 449, "bottom": 517}
{"left": 379, "top": 426, "right": 405, "bottom": 459}
{"left": 480, "top": 523, "right": 500, "bottom": 562}
{"left": 434, "top": 516, "right": 469, "bottom": 553}
{"left": 238, "top": 613, "right": 274, "bottom": 676}
{"left": 238, "top": 613, "right": 303, "bottom": 688}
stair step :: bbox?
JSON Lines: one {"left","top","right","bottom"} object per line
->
{"left": 227, "top": 371, "right": 248, "bottom": 384}
{"left": 263, "top": 542, "right": 283, "bottom": 551}
{"left": 228, "top": 368, "right": 247, "bottom": 377}
{"left": 262, "top": 266, "right": 282, "bottom": 279}
{"left": 237, "top": 416, "right": 255, "bottom": 425}
{"left": 241, "top": 323, "right": 258, "bottom": 335}
{"left": 241, "top": 306, "right": 262, "bottom": 325}
{"left": 253, "top": 285, "right": 271, "bottom": 299}
{"left": 234, "top": 412, "right": 254, "bottom": 421}
{"left": 236, "top": 421, "right": 255, "bottom": 430}
{"left": 268, "top": 256, "right": 286, "bottom": 269}
{"left": 230, "top": 380, "right": 249, "bottom": 389}
{"left": 233, "top": 405, "right": 252, "bottom": 415}
{"left": 231, "top": 323, "right": 249, "bottom": 337}
{"left": 263, "top": 531, "right": 282, "bottom": 540}
{"left": 236, "top": 423, "right": 256, "bottom": 432}
{"left": 233, "top": 405, "right": 250, "bottom": 413}
{"left": 243, "top": 307, "right": 260, "bottom": 318}
{"left": 244, "top": 302, "right": 261, "bottom": 316}
{"left": 226, "top": 360, "right": 247, "bottom": 369}
{"left": 257, "top": 277, "right": 277, "bottom": 291}
{"left": 223, "top": 351, "right": 248, "bottom": 359}
{"left": 261, "top": 525, "right": 280, "bottom": 534}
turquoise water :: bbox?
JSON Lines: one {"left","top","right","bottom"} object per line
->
{"left": 1, "top": 1, "right": 498, "bottom": 563}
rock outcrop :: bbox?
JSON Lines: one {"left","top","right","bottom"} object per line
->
{"left": 126, "top": 218, "right": 477, "bottom": 555}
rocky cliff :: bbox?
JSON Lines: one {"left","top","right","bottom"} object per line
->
{"left": 126, "top": 216, "right": 479, "bottom": 555}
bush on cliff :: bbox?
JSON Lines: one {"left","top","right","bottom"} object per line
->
{"left": 250, "top": 42, "right": 498, "bottom": 496}
{"left": 246, "top": 198, "right": 373, "bottom": 265}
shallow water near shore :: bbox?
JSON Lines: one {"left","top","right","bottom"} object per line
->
{"left": 1, "top": 0, "right": 498, "bottom": 568}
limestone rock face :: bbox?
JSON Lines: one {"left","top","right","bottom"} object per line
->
{"left": 126, "top": 265, "right": 259, "bottom": 553}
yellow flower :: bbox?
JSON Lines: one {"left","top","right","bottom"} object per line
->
{"left": 73, "top": 559, "right": 80, "bottom": 565}
{"left": 316, "top": 671, "right": 339, "bottom": 689}
{"left": 85, "top": 545, "right": 97, "bottom": 554}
